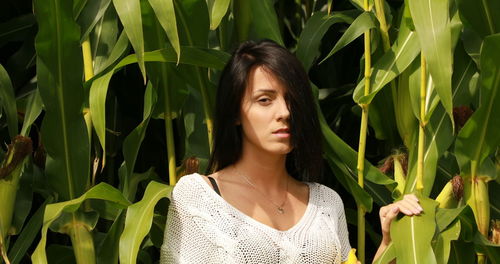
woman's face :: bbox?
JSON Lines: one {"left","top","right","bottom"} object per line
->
{"left": 239, "top": 66, "right": 292, "bottom": 156}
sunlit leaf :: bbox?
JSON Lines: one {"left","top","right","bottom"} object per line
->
{"left": 455, "top": 34, "right": 500, "bottom": 169}
{"left": 208, "top": 0, "right": 231, "bottom": 30}
{"left": 409, "top": 0, "right": 454, "bottom": 124}
{"left": 391, "top": 196, "right": 439, "bottom": 264}
{"left": 434, "top": 220, "right": 461, "bottom": 264}
{"left": 31, "top": 183, "right": 130, "bottom": 264}
{"left": 148, "top": 0, "right": 180, "bottom": 63}
{"left": 119, "top": 181, "right": 173, "bottom": 264}
{"left": 353, "top": 22, "right": 420, "bottom": 105}
{"left": 113, "top": 0, "right": 146, "bottom": 81}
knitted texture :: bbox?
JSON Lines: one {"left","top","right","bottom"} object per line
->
{"left": 161, "top": 173, "right": 351, "bottom": 263}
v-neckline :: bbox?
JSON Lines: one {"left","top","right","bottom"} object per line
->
{"left": 193, "top": 173, "right": 315, "bottom": 233}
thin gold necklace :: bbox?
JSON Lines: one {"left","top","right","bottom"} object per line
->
{"left": 234, "top": 166, "right": 288, "bottom": 214}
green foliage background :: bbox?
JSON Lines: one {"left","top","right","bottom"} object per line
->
{"left": 0, "top": 0, "right": 498, "bottom": 263}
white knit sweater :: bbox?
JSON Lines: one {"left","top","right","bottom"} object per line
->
{"left": 160, "top": 173, "right": 351, "bottom": 263}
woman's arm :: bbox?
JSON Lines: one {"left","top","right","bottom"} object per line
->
{"left": 372, "top": 194, "right": 423, "bottom": 263}
{"left": 160, "top": 190, "right": 223, "bottom": 263}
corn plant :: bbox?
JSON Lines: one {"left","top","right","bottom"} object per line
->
{"left": 0, "top": 0, "right": 498, "bottom": 263}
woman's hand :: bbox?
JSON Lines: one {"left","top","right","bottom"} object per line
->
{"left": 372, "top": 194, "right": 423, "bottom": 263}
{"left": 379, "top": 194, "right": 424, "bottom": 245}
{"left": 379, "top": 194, "right": 423, "bottom": 245}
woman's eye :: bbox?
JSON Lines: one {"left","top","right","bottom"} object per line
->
{"left": 258, "top": 98, "right": 271, "bottom": 104}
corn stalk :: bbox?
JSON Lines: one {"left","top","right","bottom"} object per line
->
{"left": 356, "top": 0, "right": 372, "bottom": 262}
{"left": 416, "top": 54, "right": 426, "bottom": 193}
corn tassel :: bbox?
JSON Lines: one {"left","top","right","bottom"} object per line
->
{"left": 490, "top": 220, "right": 500, "bottom": 244}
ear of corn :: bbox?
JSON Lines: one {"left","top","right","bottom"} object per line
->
{"left": 343, "top": 248, "right": 358, "bottom": 264}
{"left": 393, "top": 155, "right": 407, "bottom": 198}
{"left": 0, "top": 136, "right": 33, "bottom": 261}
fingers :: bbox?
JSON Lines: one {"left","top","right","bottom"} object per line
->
{"left": 380, "top": 194, "right": 423, "bottom": 220}
{"left": 380, "top": 206, "right": 399, "bottom": 227}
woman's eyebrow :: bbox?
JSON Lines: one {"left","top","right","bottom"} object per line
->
{"left": 254, "top": 89, "right": 277, "bottom": 94}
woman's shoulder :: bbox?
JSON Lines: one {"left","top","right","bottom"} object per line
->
{"left": 309, "top": 182, "right": 345, "bottom": 211}
{"left": 170, "top": 173, "right": 207, "bottom": 200}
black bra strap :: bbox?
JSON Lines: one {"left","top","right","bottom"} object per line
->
{"left": 207, "top": 176, "right": 221, "bottom": 196}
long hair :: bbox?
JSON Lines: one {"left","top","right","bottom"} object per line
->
{"left": 207, "top": 39, "right": 323, "bottom": 181}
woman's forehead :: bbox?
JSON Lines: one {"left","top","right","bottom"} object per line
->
{"left": 246, "top": 66, "right": 287, "bottom": 94}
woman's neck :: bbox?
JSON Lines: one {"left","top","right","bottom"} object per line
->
{"left": 233, "top": 147, "right": 289, "bottom": 194}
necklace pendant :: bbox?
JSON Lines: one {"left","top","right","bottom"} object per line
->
{"left": 277, "top": 207, "right": 285, "bottom": 214}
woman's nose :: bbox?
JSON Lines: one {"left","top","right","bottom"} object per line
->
{"left": 276, "top": 98, "right": 290, "bottom": 121}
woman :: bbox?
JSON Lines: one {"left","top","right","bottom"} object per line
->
{"left": 160, "top": 40, "right": 423, "bottom": 263}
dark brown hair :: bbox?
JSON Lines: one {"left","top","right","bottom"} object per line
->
{"left": 207, "top": 39, "right": 323, "bottom": 181}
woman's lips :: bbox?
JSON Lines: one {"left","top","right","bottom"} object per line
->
{"left": 273, "top": 128, "right": 290, "bottom": 138}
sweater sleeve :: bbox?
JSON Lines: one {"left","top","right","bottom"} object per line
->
{"left": 336, "top": 195, "right": 352, "bottom": 262}
{"left": 160, "top": 182, "right": 223, "bottom": 263}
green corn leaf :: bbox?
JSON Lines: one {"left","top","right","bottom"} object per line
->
{"left": 0, "top": 64, "right": 18, "bottom": 139}
{"left": 325, "top": 153, "right": 373, "bottom": 211}
{"left": 8, "top": 197, "right": 53, "bottom": 264}
{"left": 455, "top": 33, "right": 500, "bottom": 169}
{"left": 96, "top": 212, "right": 125, "bottom": 264}
{"left": 91, "top": 6, "right": 120, "bottom": 74}
{"left": 122, "top": 82, "right": 157, "bottom": 199}
{"left": 31, "top": 183, "right": 130, "bottom": 264}
{"left": 73, "top": 0, "right": 88, "bottom": 18}
{"left": 395, "top": 63, "right": 418, "bottom": 149}
{"left": 233, "top": 0, "right": 251, "bottom": 41}
{"left": 208, "top": 0, "right": 231, "bottom": 30}
{"left": 119, "top": 181, "right": 173, "bottom": 264}
{"left": 314, "top": 84, "right": 394, "bottom": 207}
{"left": 248, "top": 0, "right": 283, "bottom": 45}
{"left": 404, "top": 104, "right": 454, "bottom": 196}
{"left": 409, "top": 0, "right": 454, "bottom": 125}
{"left": 77, "top": 0, "right": 112, "bottom": 42}
{"left": 390, "top": 196, "right": 439, "bottom": 264}
{"left": 148, "top": 0, "right": 180, "bottom": 63}
{"left": 46, "top": 245, "right": 76, "bottom": 264}
{"left": 353, "top": 23, "right": 420, "bottom": 105}
{"left": 436, "top": 207, "right": 467, "bottom": 232}
{"left": 373, "top": 242, "right": 395, "bottom": 264}
{"left": 113, "top": 0, "right": 146, "bottom": 81}
{"left": 175, "top": 0, "right": 209, "bottom": 47}
{"left": 0, "top": 14, "right": 36, "bottom": 46}
{"left": 434, "top": 220, "right": 461, "bottom": 264}
{"left": 349, "top": 0, "right": 373, "bottom": 11}
{"left": 449, "top": 241, "right": 476, "bottom": 264}
{"left": 20, "top": 89, "right": 43, "bottom": 137}
{"left": 456, "top": 0, "right": 500, "bottom": 38}
{"left": 94, "top": 30, "right": 129, "bottom": 75}
{"left": 296, "top": 10, "right": 358, "bottom": 71}
{"left": 89, "top": 46, "right": 229, "bottom": 173}
{"left": 473, "top": 231, "right": 500, "bottom": 262}
{"left": 404, "top": 45, "right": 477, "bottom": 195}
{"left": 320, "top": 11, "right": 377, "bottom": 65}
{"left": 34, "top": 0, "right": 90, "bottom": 201}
